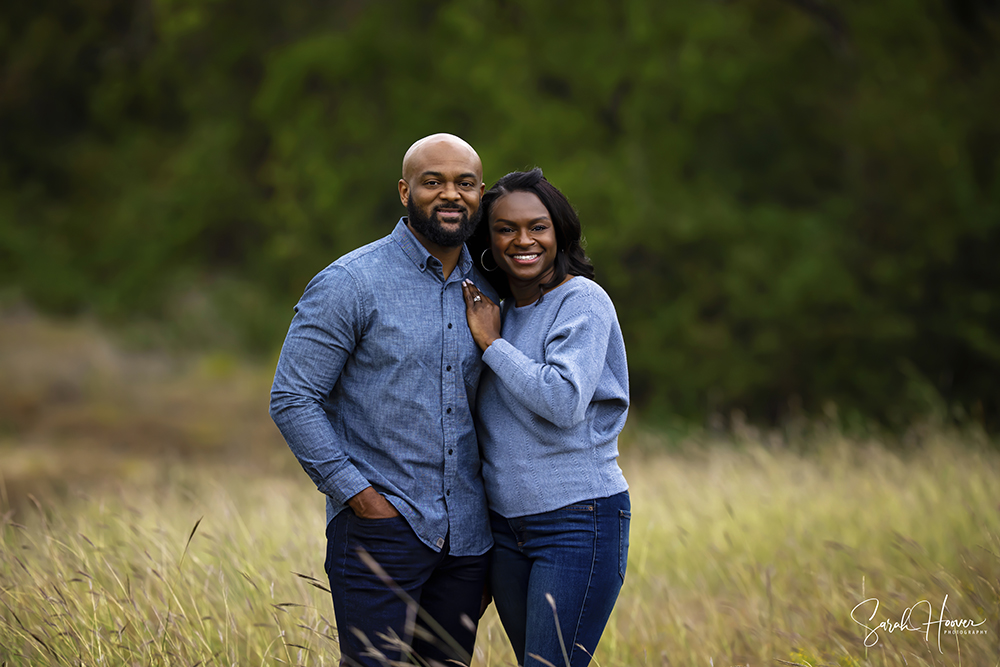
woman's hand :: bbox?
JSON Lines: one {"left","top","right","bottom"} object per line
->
{"left": 462, "top": 280, "right": 501, "bottom": 352}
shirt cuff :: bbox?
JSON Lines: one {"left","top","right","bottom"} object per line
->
{"left": 317, "top": 463, "right": 371, "bottom": 506}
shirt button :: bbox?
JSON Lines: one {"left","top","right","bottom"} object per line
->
{"left": 447, "top": 323, "right": 453, "bottom": 329}
{"left": 448, "top": 449, "right": 453, "bottom": 455}
{"left": 446, "top": 489, "right": 451, "bottom": 496}
{"left": 446, "top": 365, "right": 452, "bottom": 371}
{"left": 446, "top": 407, "right": 452, "bottom": 414}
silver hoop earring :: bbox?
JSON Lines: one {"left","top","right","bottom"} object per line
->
{"left": 480, "top": 248, "right": 499, "bottom": 272}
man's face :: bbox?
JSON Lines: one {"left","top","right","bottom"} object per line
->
{"left": 399, "top": 138, "right": 485, "bottom": 248}
{"left": 406, "top": 193, "right": 482, "bottom": 248}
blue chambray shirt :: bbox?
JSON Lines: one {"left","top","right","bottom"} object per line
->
{"left": 270, "top": 219, "right": 495, "bottom": 555}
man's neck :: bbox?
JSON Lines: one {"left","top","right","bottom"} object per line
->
{"left": 406, "top": 222, "right": 463, "bottom": 280}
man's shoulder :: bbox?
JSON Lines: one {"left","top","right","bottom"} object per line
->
{"left": 314, "top": 233, "right": 402, "bottom": 281}
{"left": 301, "top": 233, "right": 397, "bottom": 297}
{"left": 334, "top": 233, "right": 397, "bottom": 271}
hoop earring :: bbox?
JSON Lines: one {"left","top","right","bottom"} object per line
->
{"left": 480, "top": 248, "right": 499, "bottom": 272}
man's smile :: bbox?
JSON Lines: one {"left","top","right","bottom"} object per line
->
{"left": 435, "top": 208, "right": 465, "bottom": 222}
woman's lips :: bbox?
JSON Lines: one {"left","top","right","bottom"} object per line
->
{"left": 510, "top": 253, "right": 541, "bottom": 264}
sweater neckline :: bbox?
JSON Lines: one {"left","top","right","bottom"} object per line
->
{"left": 511, "top": 276, "right": 578, "bottom": 310}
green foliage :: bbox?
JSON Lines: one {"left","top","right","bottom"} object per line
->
{"left": 1, "top": 0, "right": 999, "bottom": 427}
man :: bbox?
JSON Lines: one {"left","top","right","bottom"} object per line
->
{"left": 270, "top": 133, "right": 497, "bottom": 666}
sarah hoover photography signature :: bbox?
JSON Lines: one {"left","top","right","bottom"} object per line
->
{"left": 851, "top": 594, "right": 987, "bottom": 652}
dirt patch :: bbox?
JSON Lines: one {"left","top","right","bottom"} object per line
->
{"left": 0, "top": 309, "right": 296, "bottom": 514}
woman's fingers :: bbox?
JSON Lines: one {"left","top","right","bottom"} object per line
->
{"left": 462, "top": 280, "right": 501, "bottom": 352}
{"left": 463, "top": 280, "right": 494, "bottom": 307}
{"left": 463, "top": 279, "right": 484, "bottom": 305}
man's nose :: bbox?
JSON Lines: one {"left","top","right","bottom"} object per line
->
{"left": 439, "top": 183, "right": 461, "bottom": 202}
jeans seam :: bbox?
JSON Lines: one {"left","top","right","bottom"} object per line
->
{"left": 566, "top": 501, "right": 599, "bottom": 665}
{"left": 340, "top": 512, "right": 350, "bottom": 584}
{"left": 563, "top": 503, "right": 595, "bottom": 512}
{"left": 618, "top": 509, "right": 630, "bottom": 581}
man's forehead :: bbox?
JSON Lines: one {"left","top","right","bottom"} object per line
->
{"left": 416, "top": 167, "right": 480, "bottom": 180}
{"left": 402, "top": 134, "right": 481, "bottom": 180}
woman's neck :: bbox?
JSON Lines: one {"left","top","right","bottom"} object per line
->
{"left": 509, "top": 273, "right": 573, "bottom": 307}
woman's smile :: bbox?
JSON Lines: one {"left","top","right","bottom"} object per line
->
{"left": 489, "top": 191, "right": 558, "bottom": 303}
{"left": 511, "top": 253, "right": 541, "bottom": 263}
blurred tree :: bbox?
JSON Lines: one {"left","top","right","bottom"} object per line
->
{"left": 0, "top": 0, "right": 997, "bottom": 429}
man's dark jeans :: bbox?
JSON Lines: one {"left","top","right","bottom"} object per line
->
{"left": 325, "top": 509, "right": 489, "bottom": 666}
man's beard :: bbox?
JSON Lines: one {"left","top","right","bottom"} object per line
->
{"left": 407, "top": 198, "right": 481, "bottom": 248}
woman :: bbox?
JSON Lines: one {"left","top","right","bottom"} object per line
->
{"left": 462, "top": 168, "right": 630, "bottom": 667}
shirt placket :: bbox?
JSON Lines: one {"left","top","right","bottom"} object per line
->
{"left": 440, "top": 276, "right": 464, "bottom": 545}
{"left": 422, "top": 257, "right": 450, "bottom": 551}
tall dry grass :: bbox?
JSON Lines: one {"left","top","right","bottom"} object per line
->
{"left": 2, "top": 433, "right": 998, "bottom": 666}
{"left": 1, "top": 310, "right": 998, "bottom": 665}
{"left": 615, "top": 429, "right": 1000, "bottom": 666}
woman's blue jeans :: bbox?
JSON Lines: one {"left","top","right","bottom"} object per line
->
{"left": 490, "top": 491, "right": 630, "bottom": 667}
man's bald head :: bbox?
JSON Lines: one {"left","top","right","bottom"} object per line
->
{"left": 398, "top": 133, "right": 485, "bottom": 250}
{"left": 401, "top": 133, "right": 482, "bottom": 183}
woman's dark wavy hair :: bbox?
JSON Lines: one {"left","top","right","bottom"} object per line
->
{"left": 467, "top": 168, "right": 594, "bottom": 301}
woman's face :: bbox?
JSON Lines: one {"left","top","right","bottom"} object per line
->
{"left": 489, "top": 191, "right": 559, "bottom": 289}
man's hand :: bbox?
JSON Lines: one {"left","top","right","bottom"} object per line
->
{"left": 348, "top": 487, "right": 401, "bottom": 519}
{"left": 462, "top": 280, "right": 501, "bottom": 352}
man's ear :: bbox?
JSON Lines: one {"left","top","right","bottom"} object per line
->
{"left": 398, "top": 178, "right": 410, "bottom": 207}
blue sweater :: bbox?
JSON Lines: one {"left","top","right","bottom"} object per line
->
{"left": 476, "top": 277, "right": 629, "bottom": 517}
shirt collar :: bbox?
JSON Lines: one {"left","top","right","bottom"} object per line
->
{"left": 392, "top": 218, "right": 474, "bottom": 278}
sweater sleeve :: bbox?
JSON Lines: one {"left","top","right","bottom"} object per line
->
{"left": 481, "top": 296, "right": 613, "bottom": 429}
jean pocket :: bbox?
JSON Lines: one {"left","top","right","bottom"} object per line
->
{"left": 564, "top": 504, "right": 595, "bottom": 512}
{"left": 349, "top": 512, "right": 407, "bottom": 539}
{"left": 618, "top": 509, "right": 631, "bottom": 582}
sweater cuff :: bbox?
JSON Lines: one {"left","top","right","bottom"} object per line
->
{"left": 482, "top": 338, "right": 528, "bottom": 392}
{"left": 482, "top": 336, "right": 513, "bottom": 367}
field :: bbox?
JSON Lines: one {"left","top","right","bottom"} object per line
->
{"left": 1, "top": 311, "right": 999, "bottom": 666}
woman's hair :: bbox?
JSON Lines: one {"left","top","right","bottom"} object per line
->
{"left": 467, "top": 168, "right": 595, "bottom": 301}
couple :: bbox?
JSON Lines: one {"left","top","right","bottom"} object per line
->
{"left": 270, "top": 134, "right": 630, "bottom": 667}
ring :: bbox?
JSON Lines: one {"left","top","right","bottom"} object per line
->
{"left": 473, "top": 296, "right": 482, "bottom": 303}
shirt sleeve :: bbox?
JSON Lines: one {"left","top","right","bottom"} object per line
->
{"left": 269, "top": 266, "right": 372, "bottom": 505}
{"left": 481, "top": 295, "right": 613, "bottom": 430}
